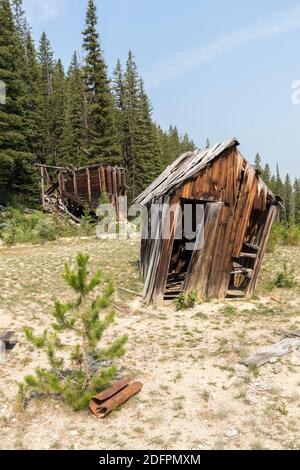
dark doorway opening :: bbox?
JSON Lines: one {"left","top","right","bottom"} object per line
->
{"left": 164, "top": 199, "right": 205, "bottom": 300}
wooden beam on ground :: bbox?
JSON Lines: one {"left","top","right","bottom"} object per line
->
{"left": 242, "top": 337, "right": 300, "bottom": 367}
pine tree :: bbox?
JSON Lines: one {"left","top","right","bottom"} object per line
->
{"left": 112, "top": 59, "right": 126, "bottom": 163}
{"left": 82, "top": 0, "right": 120, "bottom": 164}
{"left": 262, "top": 163, "right": 271, "bottom": 186}
{"left": 61, "top": 51, "right": 85, "bottom": 166}
{"left": 294, "top": 179, "right": 300, "bottom": 225}
{"left": 11, "top": 0, "right": 27, "bottom": 48}
{"left": 23, "top": 31, "right": 42, "bottom": 159}
{"left": 181, "top": 133, "right": 196, "bottom": 153}
{"left": 275, "top": 164, "right": 284, "bottom": 196}
{"left": 0, "top": 0, "right": 37, "bottom": 205}
{"left": 113, "top": 59, "right": 125, "bottom": 111}
{"left": 138, "top": 79, "right": 163, "bottom": 186}
{"left": 51, "top": 59, "right": 65, "bottom": 165}
{"left": 19, "top": 253, "right": 128, "bottom": 411}
{"left": 284, "top": 174, "right": 294, "bottom": 222}
{"left": 37, "top": 32, "right": 54, "bottom": 164}
{"left": 254, "top": 153, "right": 262, "bottom": 172}
{"left": 123, "top": 50, "right": 145, "bottom": 200}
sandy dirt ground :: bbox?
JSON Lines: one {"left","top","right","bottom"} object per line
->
{"left": 0, "top": 237, "right": 300, "bottom": 450}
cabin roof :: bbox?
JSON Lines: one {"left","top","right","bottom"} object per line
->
{"left": 135, "top": 138, "right": 274, "bottom": 206}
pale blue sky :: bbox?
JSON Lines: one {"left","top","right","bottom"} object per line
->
{"left": 23, "top": 0, "right": 300, "bottom": 178}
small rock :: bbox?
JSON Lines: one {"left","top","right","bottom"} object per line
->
{"left": 225, "top": 428, "right": 238, "bottom": 439}
{"left": 251, "top": 380, "right": 271, "bottom": 392}
{"left": 70, "top": 430, "right": 78, "bottom": 437}
{"left": 273, "top": 363, "right": 282, "bottom": 374}
{"left": 235, "top": 364, "right": 249, "bottom": 379}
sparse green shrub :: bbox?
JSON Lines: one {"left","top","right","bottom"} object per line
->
{"left": 0, "top": 208, "right": 80, "bottom": 245}
{"left": 248, "top": 363, "right": 260, "bottom": 378}
{"left": 268, "top": 222, "right": 300, "bottom": 252}
{"left": 80, "top": 205, "right": 96, "bottom": 236}
{"left": 0, "top": 208, "right": 101, "bottom": 245}
{"left": 271, "top": 263, "right": 296, "bottom": 289}
{"left": 221, "top": 305, "right": 238, "bottom": 317}
{"left": 195, "top": 311, "right": 208, "bottom": 320}
{"left": 18, "top": 253, "right": 128, "bottom": 411}
{"left": 176, "top": 291, "right": 198, "bottom": 310}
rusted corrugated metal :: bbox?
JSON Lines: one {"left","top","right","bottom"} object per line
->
{"left": 89, "top": 379, "right": 143, "bottom": 418}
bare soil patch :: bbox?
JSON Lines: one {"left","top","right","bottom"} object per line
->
{"left": 1, "top": 239, "right": 300, "bottom": 450}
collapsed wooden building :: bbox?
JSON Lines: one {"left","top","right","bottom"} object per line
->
{"left": 135, "top": 138, "right": 278, "bottom": 305}
{"left": 37, "top": 163, "right": 126, "bottom": 221}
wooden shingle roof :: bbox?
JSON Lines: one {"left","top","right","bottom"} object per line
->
{"left": 135, "top": 138, "right": 239, "bottom": 205}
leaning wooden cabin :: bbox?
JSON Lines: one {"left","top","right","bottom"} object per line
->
{"left": 135, "top": 138, "right": 278, "bottom": 305}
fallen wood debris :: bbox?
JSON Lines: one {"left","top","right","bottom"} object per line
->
{"left": 89, "top": 379, "right": 143, "bottom": 418}
{"left": 242, "top": 337, "right": 300, "bottom": 367}
{"left": 119, "top": 287, "right": 143, "bottom": 297}
{"left": 36, "top": 163, "right": 126, "bottom": 221}
{"left": 282, "top": 330, "right": 300, "bottom": 338}
{"left": 113, "top": 302, "right": 131, "bottom": 315}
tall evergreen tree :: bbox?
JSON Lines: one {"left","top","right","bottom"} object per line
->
{"left": 112, "top": 59, "right": 126, "bottom": 163}
{"left": 82, "top": 0, "right": 120, "bottom": 164}
{"left": 254, "top": 153, "right": 262, "bottom": 172}
{"left": 284, "top": 174, "right": 294, "bottom": 222}
{"left": 275, "top": 164, "right": 284, "bottom": 196}
{"left": 0, "top": 0, "right": 37, "bottom": 205}
{"left": 294, "top": 179, "right": 300, "bottom": 225}
{"left": 51, "top": 59, "right": 65, "bottom": 165}
{"left": 181, "top": 133, "right": 196, "bottom": 153}
{"left": 37, "top": 31, "right": 54, "bottom": 163}
{"left": 23, "top": 31, "right": 42, "bottom": 159}
{"left": 62, "top": 51, "right": 85, "bottom": 166}
{"left": 122, "top": 50, "right": 145, "bottom": 200}
{"left": 138, "top": 78, "right": 162, "bottom": 186}
{"left": 262, "top": 163, "right": 271, "bottom": 186}
{"left": 11, "top": 0, "right": 27, "bottom": 48}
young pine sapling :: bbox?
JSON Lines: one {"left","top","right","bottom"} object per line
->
{"left": 19, "top": 253, "right": 128, "bottom": 411}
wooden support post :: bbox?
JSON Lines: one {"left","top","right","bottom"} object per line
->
{"left": 40, "top": 166, "right": 45, "bottom": 209}
{"left": 86, "top": 168, "right": 92, "bottom": 206}
{"left": 73, "top": 171, "right": 78, "bottom": 198}
{"left": 246, "top": 205, "right": 278, "bottom": 297}
{"left": 112, "top": 169, "right": 118, "bottom": 196}
{"left": 59, "top": 172, "right": 65, "bottom": 203}
{"left": 99, "top": 165, "right": 107, "bottom": 196}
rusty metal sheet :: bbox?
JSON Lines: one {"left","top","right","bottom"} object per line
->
{"left": 89, "top": 381, "right": 143, "bottom": 418}
{"left": 92, "top": 378, "right": 132, "bottom": 404}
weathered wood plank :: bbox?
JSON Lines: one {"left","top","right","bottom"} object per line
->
{"left": 184, "top": 202, "right": 224, "bottom": 299}
{"left": 243, "top": 338, "right": 300, "bottom": 367}
{"left": 246, "top": 205, "right": 277, "bottom": 296}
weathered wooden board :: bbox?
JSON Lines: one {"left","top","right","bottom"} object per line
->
{"left": 184, "top": 202, "right": 224, "bottom": 299}
{"left": 243, "top": 338, "right": 300, "bottom": 367}
{"left": 246, "top": 205, "right": 277, "bottom": 296}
